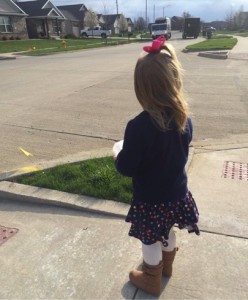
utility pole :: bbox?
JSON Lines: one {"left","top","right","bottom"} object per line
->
{"left": 163, "top": 5, "right": 171, "bottom": 18}
{"left": 116, "top": 0, "right": 118, "bottom": 15}
{"left": 145, "top": 0, "right": 147, "bottom": 27}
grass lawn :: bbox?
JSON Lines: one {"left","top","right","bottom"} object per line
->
{"left": 216, "top": 30, "right": 248, "bottom": 37}
{"left": 186, "top": 36, "right": 238, "bottom": 52}
{"left": 0, "top": 37, "right": 149, "bottom": 55}
{"left": 12, "top": 156, "right": 133, "bottom": 204}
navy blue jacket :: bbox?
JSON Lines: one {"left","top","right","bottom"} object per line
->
{"left": 115, "top": 111, "right": 192, "bottom": 204}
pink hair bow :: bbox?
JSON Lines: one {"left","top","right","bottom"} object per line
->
{"left": 143, "top": 35, "right": 166, "bottom": 53}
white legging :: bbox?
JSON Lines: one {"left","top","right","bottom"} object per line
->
{"left": 142, "top": 228, "right": 176, "bottom": 266}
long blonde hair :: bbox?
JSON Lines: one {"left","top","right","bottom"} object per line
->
{"left": 134, "top": 43, "right": 188, "bottom": 132}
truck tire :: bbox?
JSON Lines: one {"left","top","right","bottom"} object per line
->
{"left": 81, "top": 32, "right": 87, "bottom": 38}
{"left": 101, "top": 33, "right": 106, "bottom": 38}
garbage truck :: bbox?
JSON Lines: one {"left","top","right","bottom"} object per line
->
{"left": 182, "top": 18, "right": 201, "bottom": 39}
{"left": 151, "top": 17, "right": 171, "bottom": 40}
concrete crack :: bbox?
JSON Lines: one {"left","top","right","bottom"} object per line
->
{"left": 2, "top": 123, "right": 118, "bottom": 142}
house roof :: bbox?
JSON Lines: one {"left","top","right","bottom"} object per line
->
{"left": 57, "top": 4, "right": 86, "bottom": 22}
{"left": 0, "top": 0, "right": 27, "bottom": 16}
{"left": 171, "top": 16, "right": 184, "bottom": 21}
{"left": 17, "top": 0, "right": 65, "bottom": 19}
{"left": 126, "top": 17, "right": 133, "bottom": 24}
{"left": 101, "top": 14, "right": 120, "bottom": 26}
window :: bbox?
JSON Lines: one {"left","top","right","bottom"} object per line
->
{"left": 0, "top": 16, "right": 13, "bottom": 33}
{"left": 151, "top": 24, "right": 167, "bottom": 30}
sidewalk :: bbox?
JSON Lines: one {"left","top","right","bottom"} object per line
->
{"left": 0, "top": 138, "right": 248, "bottom": 299}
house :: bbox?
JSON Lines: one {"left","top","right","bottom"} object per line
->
{"left": 98, "top": 14, "right": 118, "bottom": 34}
{"left": 240, "top": 11, "right": 248, "bottom": 29}
{"left": 57, "top": 4, "right": 87, "bottom": 37}
{"left": 126, "top": 17, "right": 134, "bottom": 32}
{"left": 0, "top": 0, "right": 28, "bottom": 39}
{"left": 16, "top": 0, "right": 66, "bottom": 39}
{"left": 99, "top": 14, "right": 129, "bottom": 35}
{"left": 171, "top": 16, "right": 184, "bottom": 31}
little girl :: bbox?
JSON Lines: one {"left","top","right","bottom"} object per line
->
{"left": 114, "top": 36, "right": 200, "bottom": 297}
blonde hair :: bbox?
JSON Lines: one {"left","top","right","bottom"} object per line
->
{"left": 134, "top": 43, "right": 188, "bottom": 132}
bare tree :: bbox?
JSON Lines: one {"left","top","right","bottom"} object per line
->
{"left": 84, "top": 9, "right": 98, "bottom": 29}
{"left": 118, "top": 14, "right": 128, "bottom": 35}
{"left": 225, "top": 7, "right": 236, "bottom": 30}
{"left": 182, "top": 11, "right": 192, "bottom": 18}
{"left": 134, "top": 17, "right": 146, "bottom": 31}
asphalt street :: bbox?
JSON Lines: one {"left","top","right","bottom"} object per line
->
{"left": 0, "top": 32, "right": 247, "bottom": 175}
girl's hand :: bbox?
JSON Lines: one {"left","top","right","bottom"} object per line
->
{"left": 112, "top": 140, "right": 123, "bottom": 158}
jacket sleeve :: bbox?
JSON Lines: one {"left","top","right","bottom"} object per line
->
{"left": 188, "top": 118, "right": 193, "bottom": 143}
{"left": 115, "top": 119, "right": 144, "bottom": 177}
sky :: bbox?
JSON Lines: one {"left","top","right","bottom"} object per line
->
{"left": 53, "top": 0, "right": 248, "bottom": 23}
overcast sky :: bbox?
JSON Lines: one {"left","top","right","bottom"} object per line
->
{"left": 54, "top": 0, "right": 248, "bottom": 22}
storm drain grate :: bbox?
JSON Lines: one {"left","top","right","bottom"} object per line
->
{"left": 0, "top": 225, "right": 19, "bottom": 246}
{"left": 222, "top": 161, "right": 248, "bottom": 181}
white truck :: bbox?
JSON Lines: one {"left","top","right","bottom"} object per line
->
{"left": 80, "top": 26, "right": 110, "bottom": 38}
{"left": 151, "top": 17, "right": 171, "bottom": 40}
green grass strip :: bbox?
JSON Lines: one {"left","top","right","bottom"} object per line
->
{"left": 0, "top": 38, "right": 150, "bottom": 55}
{"left": 13, "top": 156, "right": 132, "bottom": 204}
{"left": 186, "top": 37, "right": 238, "bottom": 52}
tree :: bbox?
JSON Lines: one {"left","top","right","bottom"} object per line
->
{"left": 225, "top": 7, "right": 235, "bottom": 30}
{"left": 84, "top": 9, "right": 98, "bottom": 29}
{"left": 118, "top": 14, "right": 128, "bottom": 35}
{"left": 134, "top": 17, "right": 146, "bottom": 31}
{"left": 233, "top": 5, "right": 244, "bottom": 29}
{"left": 182, "top": 11, "right": 192, "bottom": 18}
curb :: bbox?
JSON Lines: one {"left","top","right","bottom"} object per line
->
{"left": 0, "top": 55, "right": 16, "bottom": 60}
{"left": 0, "top": 147, "right": 113, "bottom": 181}
{"left": 0, "top": 181, "right": 128, "bottom": 219}
{"left": 0, "top": 147, "right": 194, "bottom": 218}
{"left": 198, "top": 51, "right": 229, "bottom": 59}
{"left": 183, "top": 49, "right": 229, "bottom": 60}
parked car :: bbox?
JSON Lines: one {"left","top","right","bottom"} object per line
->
{"left": 81, "top": 26, "right": 110, "bottom": 38}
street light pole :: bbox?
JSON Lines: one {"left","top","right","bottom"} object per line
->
{"left": 163, "top": 4, "right": 171, "bottom": 18}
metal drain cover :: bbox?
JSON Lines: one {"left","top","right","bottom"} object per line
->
{"left": 0, "top": 225, "right": 19, "bottom": 246}
{"left": 223, "top": 161, "right": 248, "bottom": 181}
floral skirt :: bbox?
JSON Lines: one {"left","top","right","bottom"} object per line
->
{"left": 125, "top": 191, "right": 200, "bottom": 247}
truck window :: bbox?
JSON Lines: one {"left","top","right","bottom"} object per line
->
{"left": 152, "top": 24, "right": 167, "bottom": 30}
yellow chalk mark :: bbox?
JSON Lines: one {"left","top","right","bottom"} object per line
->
{"left": 19, "top": 166, "right": 41, "bottom": 172}
{"left": 19, "top": 147, "right": 33, "bottom": 157}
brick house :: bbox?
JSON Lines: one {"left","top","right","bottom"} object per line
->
{"left": 16, "top": 0, "right": 66, "bottom": 39}
{"left": 0, "top": 0, "right": 28, "bottom": 39}
{"left": 57, "top": 4, "right": 87, "bottom": 38}
{"left": 171, "top": 16, "right": 184, "bottom": 31}
{"left": 98, "top": 14, "right": 133, "bottom": 35}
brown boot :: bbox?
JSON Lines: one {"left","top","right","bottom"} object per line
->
{"left": 129, "top": 261, "right": 163, "bottom": 297}
{"left": 162, "top": 247, "right": 178, "bottom": 277}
